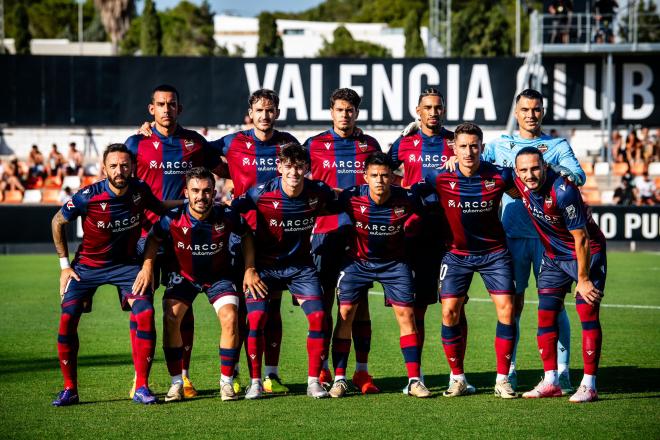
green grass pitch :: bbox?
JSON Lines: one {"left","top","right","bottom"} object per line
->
{"left": 0, "top": 252, "right": 658, "bottom": 439}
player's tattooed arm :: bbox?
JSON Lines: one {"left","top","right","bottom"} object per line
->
{"left": 570, "top": 227, "right": 602, "bottom": 305}
{"left": 241, "top": 232, "right": 268, "bottom": 299}
{"left": 133, "top": 234, "right": 161, "bottom": 296}
{"left": 51, "top": 211, "right": 80, "bottom": 299}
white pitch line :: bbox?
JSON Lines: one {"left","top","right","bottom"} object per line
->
{"left": 367, "top": 291, "right": 660, "bottom": 310}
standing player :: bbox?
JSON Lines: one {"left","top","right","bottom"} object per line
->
{"left": 422, "top": 123, "right": 518, "bottom": 399}
{"left": 305, "top": 88, "right": 382, "bottom": 393}
{"left": 51, "top": 144, "right": 167, "bottom": 406}
{"left": 483, "top": 89, "right": 586, "bottom": 392}
{"left": 513, "top": 148, "right": 605, "bottom": 403}
{"left": 233, "top": 144, "right": 335, "bottom": 399}
{"left": 387, "top": 87, "right": 458, "bottom": 393}
{"left": 327, "top": 152, "right": 430, "bottom": 399}
{"left": 133, "top": 167, "right": 249, "bottom": 402}
{"left": 127, "top": 84, "right": 224, "bottom": 398}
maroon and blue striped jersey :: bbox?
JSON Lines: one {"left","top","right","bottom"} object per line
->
{"left": 305, "top": 129, "right": 381, "bottom": 234}
{"left": 423, "top": 163, "right": 515, "bottom": 256}
{"left": 231, "top": 177, "right": 336, "bottom": 266}
{"left": 210, "top": 129, "right": 299, "bottom": 229}
{"left": 514, "top": 169, "right": 605, "bottom": 260}
{"left": 151, "top": 203, "right": 246, "bottom": 286}
{"left": 125, "top": 125, "right": 221, "bottom": 233}
{"left": 335, "top": 185, "right": 424, "bottom": 261}
{"left": 388, "top": 128, "right": 455, "bottom": 187}
{"left": 61, "top": 178, "right": 162, "bottom": 268}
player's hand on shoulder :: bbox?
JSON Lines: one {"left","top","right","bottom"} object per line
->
{"left": 401, "top": 120, "right": 420, "bottom": 137}
{"left": 243, "top": 267, "right": 268, "bottom": 299}
{"left": 137, "top": 121, "right": 155, "bottom": 137}
{"left": 443, "top": 155, "right": 458, "bottom": 172}
{"left": 59, "top": 268, "right": 80, "bottom": 301}
{"left": 550, "top": 163, "right": 577, "bottom": 183}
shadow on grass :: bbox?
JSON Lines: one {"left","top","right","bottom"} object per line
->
{"left": 0, "top": 353, "right": 131, "bottom": 375}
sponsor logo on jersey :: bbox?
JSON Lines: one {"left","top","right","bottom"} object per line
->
{"left": 153, "top": 141, "right": 160, "bottom": 150}
{"left": 269, "top": 217, "right": 315, "bottom": 229}
{"left": 309, "top": 197, "right": 318, "bottom": 209}
{"left": 358, "top": 142, "right": 368, "bottom": 152}
{"left": 394, "top": 206, "right": 405, "bottom": 217}
{"left": 241, "top": 157, "right": 277, "bottom": 167}
{"left": 484, "top": 179, "right": 495, "bottom": 190}
{"left": 447, "top": 199, "right": 495, "bottom": 210}
{"left": 545, "top": 195, "right": 553, "bottom": 208}
{"left": 272, "top": 201, "right": 280, "bottom": 209}
{"left": 96, "top": 214, "right": 141, "bottom": 230}
{"left": 66, "top": 200, "right": 75, "bottom": 209}
{"left": 184, "top": 139, "right": 195, "bottom": 150}
{"left": 176, "top": 241, "right": 224, "bottom": 252}
{"left": 148, "top": 160, "right": 194, "bottom": 171}
{"left": 322, "top": 159, "right": 365, "bottom": 170}
{"left": 182, "top": 227, "right": 189, "bottom": 235}
{"left": 100, "top": 202, "right": 107, "bottom": 211}
{"left": 132, "top": 193, "right": 141, "bottom": 205}
{"left": 537, "top": 144, "right": 548, "bottom": 153}
{"left": 408, "top": 153, "right": 451, "bottom": 164}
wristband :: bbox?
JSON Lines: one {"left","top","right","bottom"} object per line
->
{"left": 60, "top": 257, "right": 71, "bottom": 270}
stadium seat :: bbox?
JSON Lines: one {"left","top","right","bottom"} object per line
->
{"left": 654, "top": 177, "right": 660, "bottom": 189}
{"left": 82, "top": 176, "right": 99, "bottom": 187}
{"left": 44, "top": 176, "right": 62, "bottom": 188}
{"left": 580, "top": 189, "right": 601, "bottom": 205}
{"left": 648, "top": 162, "right": 660, "bottom": 176}
{"left": 612, "top": 162, "right": 630, "bottom": 176}
{"left": 62, "top": 176, "right": 81, "bottom": 191}
{"left": 582, "top": 177, "right": 598, "bottom": 189}
{"left": 22, "top": 189, "right": 42, "bottom": 204}
{"left": 3, "top": 190, "right": 23, "bottom": 203}
{"left": 630, "top": 162, "right": 646, "bottom": 176}
{"left": 580, "top": 161, "right": 594, "bottom": 175}
{"left": 593, "top": 162, "right": 610, "bottom": 176}
{"left": 42, "top": 189, "right": 61, "bottom": 204}
{"left": 600, "top": 190, "right": 614, "bottom": 205}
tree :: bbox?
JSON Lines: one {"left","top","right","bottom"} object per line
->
{"left": 95, "top": 0, "right": 135, "bottom": 54}
{"left": 636, "top": 1, "right": 660, "bottom": 43}
{"left": 318, "top": 25, "right": 391, "bottom": 58}
{"left": 257, "top": 12, "right": 283, "bottom": 56}
{"left": 13, "top": 3, "right": 32, "bottom": 54}
{"left": 119, "top": 15, "right": 141, "bottom": 55}
{"left": 160, "top": 1, "right": 217, "bottom": 56}
{"left": 404, "top": 10, "right": 425, "bottom": 57}
{"left": 140, "top": 0, "right": 161, "bottom": 55}
{"left": 451, "top": 1, "right": 513, "bottom": 57}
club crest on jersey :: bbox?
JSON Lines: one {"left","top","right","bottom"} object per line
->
{"left": 152, "top": 141, "right": 160, "bottom": 150}
{"left": 324, "top": 142, "right": 331, "bottom": 150}
{"left": 184, "top": 139, "right": 195, "bottom": 150}
{"left": 484, "top": 179, "right": 495, "bottom": 190}
{"left": 449, "top": 181, "right": 456, "bottom": 190}
{"left": 360, "top": 206, "right": 367, "bottom": 214}
{"left": 447, "top": 139, "right": 455, "bottom": 148}
{"left": 214, "top": 223, "right": 224, "bottom": 232}
{"left": 245, "top": 142, "right": 252, "bottom": 150}
{"left": 100, "top": 202, "right": 107, "bottom": 211}
{"left": 182, "top": 227, "right": 189, "bottom": 235}
{"left": 358, "top": 142, "right": 368, "bottom": 152}
{"left": 545, "top": 195, "right": 553, "bottom": 208}
{"left": 309, "top": 197, "right": 319, "bottom": 209}
{"left": 66, "top": 200, "right": 75, "bottom": 209}
{"left": 272, "top": 201, "right": 280, "bottom": 209}
{"left": 537, "top": 144, "right": 548, "bottom": 153}
{"left": 413, "top": 139, "right": 420, "bottom": 147}
{"left": 132, "top": 193, "right": 142, "bottom": 205}
{"left": 394, "top": 206, "right": 405, "bottom": 217}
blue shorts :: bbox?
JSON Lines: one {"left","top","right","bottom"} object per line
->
{"left": 163, "top": 273, "right": 238, "bottom": 306}
{"left": 62, "top": 262, "right": 153, "bottom": 310}
{"left": 337, "top": 259, "right": 415, "bottom": 307}
{"left": 537, "top": 252, "right": 607, "bottom": 294}
{"left": 406, "top": 237, "right": 444, "bottom": 306}
{"left": 228, "top": 232, "right": 246, "bottom": 284}
{"left": 251, "top": 263, "right": 323, "bottom": 302}
{"left": 507, "top": 237, "right": 544, "bottom": 294}
{"left": 439, "top": 250, "right": 515, "bottom": 299}
{"left": 311, "top": 228, "right": 349, "bottom": 288}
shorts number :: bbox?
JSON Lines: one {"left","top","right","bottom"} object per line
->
{"left": 169, "top": 273, "right": 184, "bottom": 285}
{"left": 439, "top": 264, "right": 448, "bottom": 281}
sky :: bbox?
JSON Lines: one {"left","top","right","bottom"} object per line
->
{"left": 146, "top": 0, "right": 325, "bottom": 16}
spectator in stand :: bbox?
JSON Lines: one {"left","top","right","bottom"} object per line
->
{"left": 549, "top": 128, "right": 560, "bottom": 138}
{"left": 610, "top": 130, "right": 625, "bottom": 163}
{"left": 639, "top": 126, "right": 656, "bottom": 165}
{"left": 3, "top": 158, "right": 26, "bottom": 193}
{"left": 65, "top": 142, "right": 84, "bottom": 177}
{"left": 28, "top": 145, "right": 46, "bottom": 179}
{"left": 48, "top": 144, "right": 65, "bottom": 180}
{"left": 653, "top": 128, "right": 660, "bottom": 162}
{"left": 548, "top": 0, "right": 573, "bottom": 44}
{"left": 593, "top": 0, "right": 618, "bottom": 43}
{"left": 58, "top": 186, "right": 74, "bottom": 204}
{"left": 625, "top": 131, "right": 643, "bottom": 165}
{"left": 612, "top": 175, "right": 637, "bottom": 205}
{"left": 635, "top": 172, "right": 657, "bottom": 205}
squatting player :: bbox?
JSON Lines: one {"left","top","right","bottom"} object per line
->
{"left": 305, "top": 88, "right": 382, "bottom": 393}
{"left": 513, "top": 148, "right": 604, "bottom": 403}
{"left": 483, "top": 89, "right": 585, "bottom": 392}
{"left": 133, "top": 167, "right": 249, "bottom": 402}
{"left": 421, "top": 123, "right": 518, "bottom": 399}
{"left": 128, "top": 84, "right": 224, "bottom": 398}
{"left": 233, "top": 144, "right": 336, "bottom": 399}
{"left": 387, "top": 87, "right": 456, "bottom": 392}
{"left": 51, "top": 144, "right": 169, "bottom": 406}
{"left": 327, "top": 152, "right": 430, "bottom": 399}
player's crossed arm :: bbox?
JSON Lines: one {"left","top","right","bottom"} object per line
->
{"left": 51, "top": 211, "right": 80, "bottom": 300}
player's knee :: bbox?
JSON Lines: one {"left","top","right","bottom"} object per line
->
{"left": 61, "top": 299, "right": 84, "bottom": 317}
{"left": 442, "top": 306, "right": 461, "bottom": 325}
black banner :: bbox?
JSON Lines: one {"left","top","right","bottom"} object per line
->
{"left": 592, "top": 206, "right": 660, "bottom": 241}
{"left": 1, "top": 54, "right": 658, "bottom": 127}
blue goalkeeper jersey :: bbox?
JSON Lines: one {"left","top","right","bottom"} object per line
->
{"left": 482, "top": 134, "right": 585, "bottom": 239}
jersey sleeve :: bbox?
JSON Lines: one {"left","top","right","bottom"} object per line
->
{"left": 208, "top": 136, "right": 227, "bottom": 158}
{"left": 387, "top": 137, "right": 403, "bottom": 169}
{"left": 482, "top": 140, "right": 496, "bottom": 163}
{"left": 124, "top": 135, "right": 140, "bottom": 157}
{"left": 231, "top": 187, "right": 258, "bottom": 214}
{"left": 226, "top": 206, "right": 248, "bottom": 236}
{"left": 150, "top": 211, "right": 173, "bottom": 240}
{"left": 140, "top": 181, "right": 166, "bottom": 215}
{"left": 556, "top": 182, "right": 588, "bottom": 230}
{"left": 500, "top": 167, "right": 516, "bottom": 191}
{"left": 60, "top": 190, "right": 87, "bottom": 221}
{"left": 554, "top": 139, "right": 586, "bottom": 186}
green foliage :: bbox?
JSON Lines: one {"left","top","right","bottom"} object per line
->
{"left": 160, "top": 0, "right": 217, "bottom": 56}
{"left": 257, "top": 12, "right": 284, "bottom": 56}
{"left": 140, "top": 0, "right": 161, "bottom": 56}
{"left": 119, "top": 16, "right": 141, "bottom": 55}
{"left": 404, "top": 10, "right": 425, "bottom": 57}
{"left": 13, "top": 2, "right": 32, "bottom": 54}
{"left": 318, "top": 25, "right": 391, "bottom": 58}
{"left": 451, "top": 1, "right": 513, "bottom": 57}
{"left": 637, "top": 1, "right": 660, "bottom": 43}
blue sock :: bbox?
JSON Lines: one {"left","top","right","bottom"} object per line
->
{"left": 510, "top": 314, "right": 521, "bottom": 370}
{"left": 556, "top": 307, "right": 571, "bottom": 373}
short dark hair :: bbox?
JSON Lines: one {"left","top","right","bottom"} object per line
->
{"left": 249, "top": 89, "right": 279, "bottom": 108}
{"left": 103, "top": 143, "right": 133, "bottom": 164}
{"left": 185, "top": 166, "right": 215, "bottom": 187}
{"left": 418, "top": 87, "right": 445, "bottom": 106}
{"left": 454, "top": 122, "right": 483, "bottom": 142}
{"left": 278, "top": 143, "right": 310, "bottom": 166}
{"left": 364, "top": 151, "right": 393, "bottom": 171}
{"left": 515, "top": 88, "right": 544, "bottom": 104}
{"left": 330, "top": 88, "right": 361, "bottom": 109}
{"left": 151, "top": 84, "right": 180, "bottom": 103}
{"left": 515, "top": 146, "right": 545, "bottom": 165}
